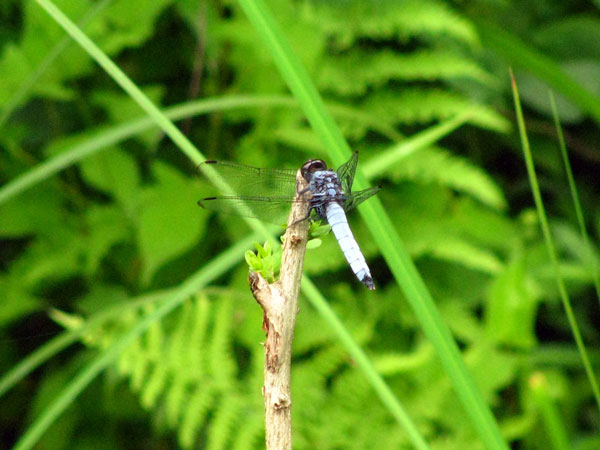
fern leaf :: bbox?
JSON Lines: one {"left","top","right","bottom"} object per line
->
{"left": 231, "top": 415, "right": 264, "bottom": 450}
{"left": 386, "top": 145, "right": 507, "bottom": 209}
{"left": 130, "top": 347, "right": 149, "bottom": 392}
{"left": 168, "top": 299, "right": 194, "bottom": 372}
{"left": 305, "top": 0, "right": 477, "bottom": 48}
{"left": 319, "top": 49, "right": 494, "bottom": 96}
{"left": 140, "top": 363, "right": 168, "bottom": 410}
{"left": 208, "top": 296, "right": 237, "bottom": 385}
{"left": 429, "top": 236, "right": 504, "bottom": 274}
{"left": 206, "top": 394, "right": 243, "bottom": 450}
{"left": 179, "top": 384, "right": 215, "bottom": 449}
{"left": 165, "top": 376, "right": 187, "bottom": 428}
{"left": 145, "top": 311, "right": 164, "bottom": 362}
{"left": 186, "top": 294, "right": 211, "bottom": 372}
{"left": 364, "top": 88, "right": 510, "bottom": 132}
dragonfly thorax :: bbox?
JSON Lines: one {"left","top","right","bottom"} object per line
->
{"left": 307, "top": 170, "right": 345, "bottom": 219}
{"left": 309, "top": 170, "right": 343, "bottom": 195}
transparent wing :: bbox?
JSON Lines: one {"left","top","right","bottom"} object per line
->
{"left": 344, "top": 185, "right": 381, "bottom": 211}
{"left": 198, "top": 195, "right": 306, "bottom": 225}
{"left": 336, "top": 151, "right": 359, "bottom": 194}
{"left": 198, "top": 160, "right": 298, "bottom": 197}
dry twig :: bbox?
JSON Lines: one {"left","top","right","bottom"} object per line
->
{"left": 249, "top": 169, "right": 311, "bottom": 450}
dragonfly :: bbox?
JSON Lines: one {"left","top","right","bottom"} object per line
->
{"left": 197, "top": 152, "right": 380, "bottom": 289}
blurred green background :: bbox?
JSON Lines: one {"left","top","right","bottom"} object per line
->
{"left": 1, "top": 0, "right": 600, "bottom": 449}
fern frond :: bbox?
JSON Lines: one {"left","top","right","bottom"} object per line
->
{"left": 167, "top": 299, "right": 194, "bottom": 373}
{"left": 66, "top": 292, "right": 265, "bottom": 448}
{"left": 206, "top": 394, "right": 243, "bottom": 450}
{"left": 319, "top": 49, "right": 494, "bottom": 96}
{"left": 363, "top": 89, "right": 510, "bottom": 132}
{"left": 179, "top": 384, "right": 216, "bottom": 448}
{"left": 428, "top": 236, "right": 504, "bottom": 274}
{"left": 145, "top": 311, "right": 165, "bottom": 363}
{"left": 140, "top": 363, "right": 168, "bottom": 409}
{"left": 165, "top": 376, "right": 187, "bottom": 428}
{"left": 130, "top": 345, "right": 149, "bottom": 392}
{"left": 231, "top": 414, "right": 264, "bottom": 450}
{"left": 293, "top": 343, "right": 354, "bottom": 407}
{"left": 208, "top": 296, "right": 237, "bottom": 386}
{"left": 385, "top": 145, "right": 507, "bottom": 209}
{"left": 188, "top": 295, "right": 211, "bottom": 368}
{"left": 305, "top": 0, "right": 477, "bottom": 48}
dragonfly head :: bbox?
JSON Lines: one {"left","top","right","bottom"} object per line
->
{"left": 301, "top": 159, "right": 327, "bottom": 181}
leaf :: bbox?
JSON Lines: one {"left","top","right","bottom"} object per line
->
{"left": 306, "top": 238, "right": 322, "bottom": 250}
{"left": 0, "top": 44, "right": 37, "bottom": 105}
{"left": 136, "top": 162, "right": 205, "bottom": 285}
{"left": 79, "top": 147, "right": 140, "bottom": 208}
{"left": 0, "top": 184, "right": 63, "bottom": 237}
{"left": 466, "top": 341, "right": 517, "bottom": 403}
{"left": 91, "top": 86, "right": 165, "bottom": 146}
{"left": 91, "top": 0, "right": 174, "bottom": 54}
{"left": 0, "top": 275, "right": 41, "bottom": 326}
{"left": 7, "top": 228, "right": 84, "bottom": 291}
{"left": 309, "top": 221, "right": 330, "bottom": 238}
{"left": 245, "top": 241, "right": 281, "bottom": 283}
{"left": 485, "top": 259, "right": 539, "bottom": 349}
{"left": 83, "top": 205, "right": 130, "bottom": 275}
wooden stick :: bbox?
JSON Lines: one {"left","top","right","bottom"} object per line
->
{"left": 249, "top": 170, "right": 311, "bottom": 450}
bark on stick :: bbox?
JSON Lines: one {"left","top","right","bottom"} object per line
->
{"left": 249, "top": 170, "right": 311, "bottom": 450}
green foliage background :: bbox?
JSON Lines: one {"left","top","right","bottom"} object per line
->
{"left": 1, "top": 0, "right": 600, "bottom": 448}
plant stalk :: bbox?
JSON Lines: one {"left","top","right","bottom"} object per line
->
{"left": 249, "top": 170, "right": 311, "bottom": 450}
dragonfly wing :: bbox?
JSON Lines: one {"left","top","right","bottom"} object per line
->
{"left": 336, "top": 151, "right": 359, "bottom": 194}
{"left": 198, "top": 195, "right": 302, "bottom": 225}
{"left": 344, "top": 185, "right": 381, "bottom": 212}
{"left": 198, "top": 161, "right": 298, "bottom": 198}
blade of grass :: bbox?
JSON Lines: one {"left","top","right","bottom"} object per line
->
{"left": 27, "top": 3, "right": 412, "bottom": 449}
{"left": 237, "top": 0, "right": 508, "bottom": 448}
{"left": 11, "top": 233, "right": 257, "bottom": 450}
{"left": 477, "top": 20, "right": 600, "bottom": 125}
{"left": 548, "top": 91, "right": 600, "bottom": 306}
{"left": 0, "top": 94, "right": 397, "bottom": 206}
{"left": 0, "top": 0, "right": 113, "bottom": 128}
{"left": 510, "top": 69, "right": 600, "bottom": 412}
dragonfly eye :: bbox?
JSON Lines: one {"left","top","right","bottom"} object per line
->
{"left": 301, "top": 159, "right": 327, "bottom": 181}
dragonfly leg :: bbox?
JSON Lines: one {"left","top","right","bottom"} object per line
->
{"left": 288, "top": 208, "right": 313, "bottom": 227}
